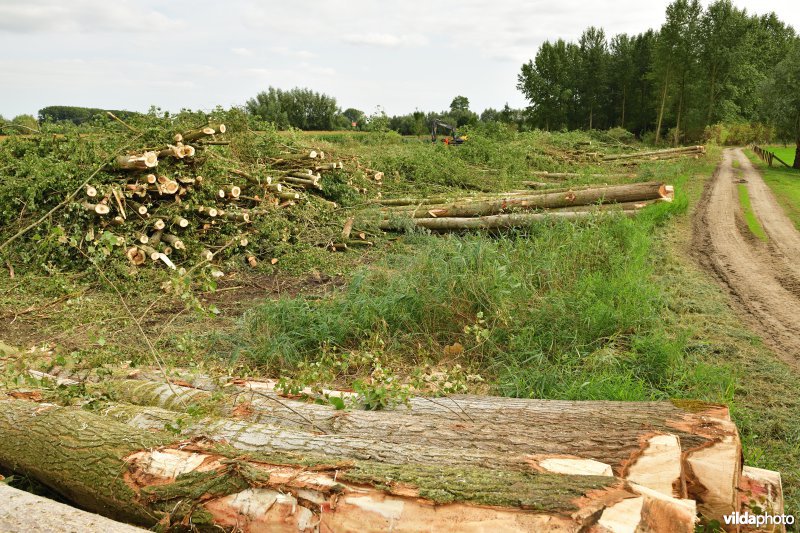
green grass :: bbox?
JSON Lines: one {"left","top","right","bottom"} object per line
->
{"left": 2, "top": 129, "right": 798, "bottom": 521}
{"left": 746, "top": 149, "right": 800, "bottom": 230}
{"left": 222, "top": 148, "right": 800, "bottom": 518}
{"left": 737, "top": 184, "right": 769, "bottom": 241}
{"left": 766, "top": 145, "right": 798, "bottom": 168}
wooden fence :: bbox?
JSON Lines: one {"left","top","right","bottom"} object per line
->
{"left": 752, "top": 144, "right": 792, "bottom": 168}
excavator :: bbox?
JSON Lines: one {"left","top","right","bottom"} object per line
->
{"left": 430, "top": 119, "right": 466, "bottom": 145}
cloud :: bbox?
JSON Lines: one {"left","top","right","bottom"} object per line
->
{"left": 270, "top": 46, "right": 318, "bottom": 59}
{"left": 0, "top": 0, "right": 179, "bottom": 33}
{"left": 342, "top": 33, "right": 428, "bottom": 48}
{"left": 231, "top": 47, "right": 254, "bottom": 57}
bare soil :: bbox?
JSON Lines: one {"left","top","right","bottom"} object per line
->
{"left": 694, "top": 148, "right": 800, "bottom": 369}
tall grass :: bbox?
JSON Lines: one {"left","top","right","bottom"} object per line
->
{"left": 231, "top": 192, "right": 725, "bottom": 402}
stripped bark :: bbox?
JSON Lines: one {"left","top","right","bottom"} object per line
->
{"left": 0, "top": 398, "right": 696, "bottom": 532}
{"left": 96, "top": 379, "right": 741, "bottom": 521}
{"left": 398, "top": 182, "right": 669, "bottom": 219}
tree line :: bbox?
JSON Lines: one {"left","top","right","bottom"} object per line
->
{"left": 517, "top": 0, "right": 798, "bottom": 145}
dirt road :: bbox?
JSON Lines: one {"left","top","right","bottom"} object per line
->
{"left": 694, "top": 148, "right": 800, "bottom": 368}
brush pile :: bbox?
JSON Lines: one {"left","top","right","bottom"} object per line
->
{"left": 377, "top": 182, "right": 674, "bottom": 232}
{"left": 0, "top": 122, "right": 374, "bottom": 273}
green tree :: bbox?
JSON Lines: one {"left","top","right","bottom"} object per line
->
{"left": 610, "top": 34, "right": 636, "bottom": 128}
{"left": 651, "top": 0, "right": 702, "bottom": 145}
{"left": 11, "top": 114, "right": 39, "bottom": 133}
{"left": 342, "top": 108, "right": 366, "bottom": 128}
{"left": 518, "top": 39, "right": 578, "bottom": 130}
{"left": 578, "top": 27, "right": 609, "bottom": 129}
{"left": 698, "top": 1, "right": 750, "bottom": 125}
{"left": 246, "top": 87, "right": 341, "bottom": 130}
{"left": 446, "top": 96, "right": 478, "bottom": 127}
{"left": 761, "top": 38, "right": 800, "bottom": 168}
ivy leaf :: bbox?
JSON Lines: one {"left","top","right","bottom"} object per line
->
{"left": 329, "top": 396, "right": 345, "bottom": 410}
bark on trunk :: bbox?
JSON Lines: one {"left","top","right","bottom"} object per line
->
{"left": 94, "top": 378, "right": 741, "bottom": 520}
{"left": 393, "top": 183, "right": 668, "bottom": 219}
{"left": 655, "top": 72, "right": 670, "bottom": 145}
{"left": 0, "top": 399, "right": 696, "bottom": 532}
{"left": 794, "top": 139, "right": 800, "bottom": 169}
{"left": 602, "top": 146, "right": 704, "bottom": 161}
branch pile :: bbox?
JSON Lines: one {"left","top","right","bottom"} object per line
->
{"left": 0, "top": 372, "right": 784, "bottom": 532}
{"left": 0, "top": 123, "right": 375, "bottom": 273}
{"left": 377, "top": 182, "right": 674, "bottom": 232}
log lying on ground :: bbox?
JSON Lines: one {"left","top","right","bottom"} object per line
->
{"left": 93, "top": 378, "right": 742, "bottom": 521}
{"left": 0, "top": 398, "right": 697, "bottom": 532}
{"left": 399, "top": 182, "right": 669, "bottom": 219}
{"left": 381, "top": 210, "right": 631, "bottom": 231}
{"left": 0, "top": 484, "right": 146, "bottom": 533}
{"left": 529, "top": 172, "right": 637, "bottom": 179}
{"left": 602, "top": 146, "right": 705, "bottom": 162}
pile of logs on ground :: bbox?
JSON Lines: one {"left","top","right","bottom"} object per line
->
{"left": 377, "top": 182, "right": 674, "bottom": 232}
{"left": 601, "top": 145, "right": 706, "bottom": 163}
{"left": 0, "top": 371, "right": 784, "bottom": 532}
{"left": 76, "top": 124, "right": 349, "bottom": 270}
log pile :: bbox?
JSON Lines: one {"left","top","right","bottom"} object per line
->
{"left": 602, "top": 145, "right": 706, "bottom": 162}
{"left": 64, "top": 124, "right": 352, "bottom": 270}
{"left": 378, "top": 182, "right": 674, "bottom": 232}
{"left": 0, "top": 374, "right": 784, "bottom": 532}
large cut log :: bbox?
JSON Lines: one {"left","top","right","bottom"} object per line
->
{"left": 0, "top": 399, "right": 696, "bottom": 532}
{"left": 0, "top": 484, "right": 145, "bottom": 532}
{"left": 94, "top": 378, "right": 740, "bottom": 521}
{"left": 398, "top": 182, "right": 669, "bottom": 219}
{"left": 529, "top": 172, "right": 637, "bottom": 179}
{"left": 380, "top": 210, "right": 633, "bottom": 231}
{"left": 602, "top": 146, "right": 705, "bottom": 161}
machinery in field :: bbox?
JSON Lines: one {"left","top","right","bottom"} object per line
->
{"left": 430, "top": 119, "right": 466, "bottom": 145}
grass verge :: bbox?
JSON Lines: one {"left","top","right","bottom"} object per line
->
{"left": 737, "top": 184, "right": 769, "bottom": 241}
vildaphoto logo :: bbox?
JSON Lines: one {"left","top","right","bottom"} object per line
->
{"left": 723, "top": 512, "right": 795, "bottom": 527}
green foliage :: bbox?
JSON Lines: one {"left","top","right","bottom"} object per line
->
{"left": 0, "top": 108, "right": 370, "bottom": 279}
{"left": 38, "top": 106, "right": 137, "bottom": 125}
{"left": 761, "top": 37, "right": 800, "bottom": 145}
{"left": 10, "top": 115, "right": 39, "bottom": 134}
{"left": 517, "top": 1, "right": 796, "bottom": 141}
{"left": 245, "top": 87, "right": 342, "bottom": 130}
{"left": 233, "top": 201, "right": 709, "bottom": 405}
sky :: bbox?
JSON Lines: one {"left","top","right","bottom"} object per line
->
{"left": 1, "top": 0, "right": 798, "bottom": 119}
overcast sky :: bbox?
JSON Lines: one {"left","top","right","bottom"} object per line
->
{"left": 1, "top": 0, "right": 798, "bottom": 119}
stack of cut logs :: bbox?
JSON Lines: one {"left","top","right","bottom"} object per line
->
{"left": 601, "top": 145, "right": 706, "bottom": 162}
{"left": 378, "top": 182, "right": 674, "bottom": 232}
{"left": 0, "top": 369, "right": 784, "bottom": 532}
{"left": 79, "top": 124, "right": 347, "bottom": 270}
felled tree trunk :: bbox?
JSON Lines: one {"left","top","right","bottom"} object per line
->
{"left": 0, "top": 398, "right": 696, "bottom": 532}
{"left": 380, "top": 210, "right": 626, "bottom": 231}
{"left": 94, "top": 378, "right": 741, "bottom": 522}
{"left": 602, "top": 146, "right": 705, "bottom": 161}
{"left": 391, "top": 182, "right": 669, "bottom": 219}
{"left": 0, "top": 484, "right": 145, "bottom": 533}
